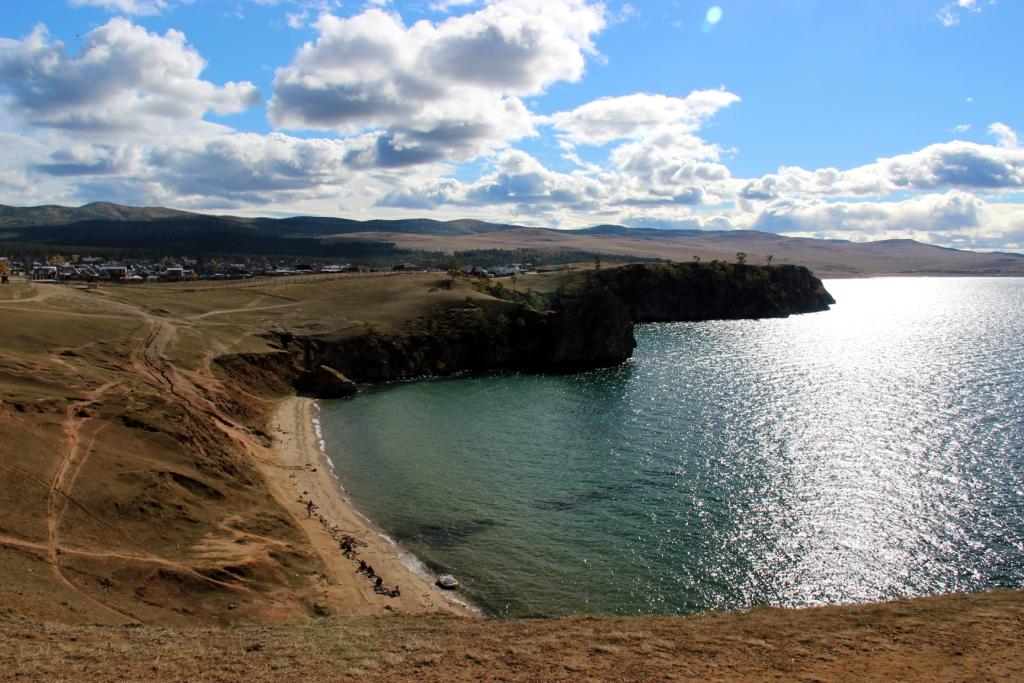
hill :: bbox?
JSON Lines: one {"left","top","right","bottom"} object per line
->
{"left": 2, "top": 202, "right": 1024, "bottom": 277}
{"left": 0, "top": 202, "right": 197, "bottom": 227}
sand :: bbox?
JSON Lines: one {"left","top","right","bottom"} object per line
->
{"left": 261, "top": 396, "right": 472, "bottom": 617}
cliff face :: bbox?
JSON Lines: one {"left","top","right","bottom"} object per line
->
{"left": 593, "top": 262, "right": 836, "bottom": 322}
{"left": 216, "top": 263, "right": 833, "bottom": 397}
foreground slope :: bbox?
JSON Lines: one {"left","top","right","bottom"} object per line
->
{"left": 0, "top": 273, "right": 487, "bottom": 624}
{"left": 4, "top": 590, "right": 1023, "bottom": 681}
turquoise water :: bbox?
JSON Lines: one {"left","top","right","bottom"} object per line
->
{"left": 320, "top": 278, "right": 1024, "bottom": 617}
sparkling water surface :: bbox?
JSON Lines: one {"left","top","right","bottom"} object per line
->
{"left": 320, "top": 278, "right": 1024, "bottom": 617}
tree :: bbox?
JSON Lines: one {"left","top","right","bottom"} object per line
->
{"left": 446, "top": 257, "right": 463, "bottom": 281}
{"left": 766, "top": 254, "right": 773, "bottom": 265}
{"left": 735, "top": 252, "right": 747, "bottom": 265}
{"left": 510, "top": 273, "right": 518, "bottom": 292}
{"left": 693, "top": 255, "right": 701, "bottom": 263}
{"left": 593, "top": 255, "right": 602, "bottom": 271}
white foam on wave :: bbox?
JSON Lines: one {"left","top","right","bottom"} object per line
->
{"left": 311, "top": 400, "right": 344, "bottom": 492}
{"left": 375, "top": 529, "right": 482, "bottom": 614}
{"left": 311, "top": 398, "right": 480, "bottom": 614}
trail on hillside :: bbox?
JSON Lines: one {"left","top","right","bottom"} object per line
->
{"left": 47, "top": 380, "right": 138, "bottom": 624}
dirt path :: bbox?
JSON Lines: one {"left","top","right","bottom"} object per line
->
{"left": 46, "top": 381, "right": 138, "bottom": 624}
{"left": 191, "top": 299, "right": 300, "bottom": 319}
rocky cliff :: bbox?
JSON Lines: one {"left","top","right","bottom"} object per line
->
{"left": 216, "top": 263, "right": 834, "bottom": 397}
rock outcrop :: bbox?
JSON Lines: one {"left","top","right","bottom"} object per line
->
{"left": 595, "top": 262, "right": 836, "bottom": 322}
{"left": 296, "top": 365, "right": 358, "bottom": 399}
{"left": 216, "top": 262, "right": 834, "bottom": 397}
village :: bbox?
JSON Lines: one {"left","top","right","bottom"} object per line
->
{"left": 0, "top": 253, "right": 529, "bottom": 284}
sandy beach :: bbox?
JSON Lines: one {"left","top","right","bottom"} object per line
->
{"left": 259, "top": 396, "right": 473, "bottom": 618}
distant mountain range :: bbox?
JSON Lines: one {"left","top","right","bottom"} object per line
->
{"left": 0, "top": 202, "right": 521, "bottom": 236}
{"left": 2, "top": 202, "right": 1022, "bottom": 277}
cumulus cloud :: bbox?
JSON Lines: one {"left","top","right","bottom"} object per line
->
{"left": 745, "top": 190, "right": 1024, "bottom": 249}
{"left": 34, "top": 144, "right": 143, "bottom": 177}
{"left": 740, "top": 140, "right": 1024, "bottom": 201}
{"left": 549, "top": 90, "right": 740, "bottom": 146}
{"left": 0, "top": 3, "right": 1019, "bottom": 251}
{"left": 147, "top": 133, "right": 352, "bottom": 200}
{"left": 751, "top": 191, "right": 984, "bottom": 235}
{"left": 269, "top": 1, "right": 605, "bottom": 165}
{"left": 380, "top": 149, "right": 603, "bottom": 211}
{"left": 989, "top": 122, "right": 1019, "bottom": 149}
{"left": 377, "top": 86, "right": 740, "bottom": 213}
{"left": 606, "top": 124, "right": 734, "bottom": 202}
{"left": 0, "top": 20, "right": 260, "bottom": 137}
{"left": 22, "top": 130, "right": 359, "bottom": 208}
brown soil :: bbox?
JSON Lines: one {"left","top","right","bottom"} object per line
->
{"left": 3, "top": 590, "right": 1022, "bottom": 681}
{"left": 0, "top": 274, "right": 482, "bottom": 625}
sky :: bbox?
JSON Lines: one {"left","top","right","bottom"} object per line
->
{"left": 0, "top": 0, "right": 1022, "bottom": 250}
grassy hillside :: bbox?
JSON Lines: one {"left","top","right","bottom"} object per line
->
{"left": 3, "top": 590, "right": 1022, "bottom": 681}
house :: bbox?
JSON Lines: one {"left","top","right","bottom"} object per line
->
{"left": 163, "top": 266, "right": 185, "bottom": 281}
{"left": 31, "top": 265, "right": 59, "bottom": 281}
{"left": 490, "top": 264, "right": 523, "bottom": 277}
{"left": 99, "top": 265, "right": 129, "bottom": 281}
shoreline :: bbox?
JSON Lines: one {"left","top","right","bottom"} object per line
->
{"left": 261, "top": 396, "right": 476, "bottom": 618}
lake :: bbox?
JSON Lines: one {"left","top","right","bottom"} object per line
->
{"left": 320, "top": 277, "right": 1024, "bottom": 617}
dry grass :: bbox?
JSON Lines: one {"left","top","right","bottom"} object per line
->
{"left": 0, "top": 274, "right": 495, "bottom": 627}
{"left": 3, "top": 590, "right": 1023, "bottom": 681}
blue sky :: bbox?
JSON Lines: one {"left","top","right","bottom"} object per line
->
{"left": 1, "top": 0, "right": 1022, "bottom": 249}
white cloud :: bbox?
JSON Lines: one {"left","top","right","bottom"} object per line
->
{"left": 988, "top": 122, "right": 1019, "bottom": 150}
{"left": 146, "top": 132, "right": 352, "bottom": 202}
{"left": 740, "top": 140, "right": 1024, "bottom": 201}
{"left": 268, "top": 1, "right": 606, "bottom": 165}
{"left": 548, "top": 90, "right": 740, "bottom": 146}
{"left": 745, "top": 191, "right": 1024, "bottom": 250}
{"left": 377, "top": 90, "right": 740, "bottom": 214}
{"left": 68, "top": 0, "right": 173, "bottom": 15}
{"left": 429, "top": 0, "right": 478, "bottom": 12}
{"left": 380, "top": 149, "right": 605, "bottom": 212}
{"left": 286, "top": 11, "right": 309, "bottom": 28}
{"left": 0, "top": 3, "right": 1019, "bottom": 252}
{"left": 0, "top": 19, "right": 259, "bottom": 136}
{"left": 937, "top": 0, "right": 986, "bottom": 27}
